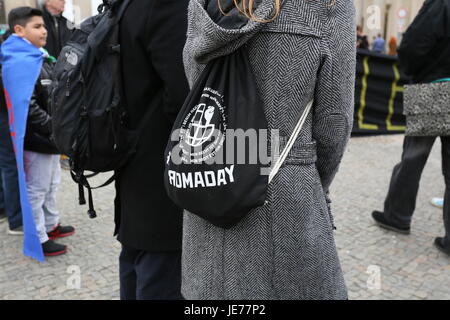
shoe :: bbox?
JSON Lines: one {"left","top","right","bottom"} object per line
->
{"left": 0, "top": 209, "right": 7, "bottom": 223}
{"left": 47, "top": 224, "right": 75, "bottom": 240}
{"left": 372, "top": 210, "right": 411, "bottom": 234}
{"left": 7, "top": 226, "right": 24, "bottom": 236}
{"left": 60, "top": 158, "right": 71, "bottom": 171}
{"left": 434, "top": 237, "right": 450, "bottom": 257}
{"left": 42, "top": 240, "right": 67, "bottom": 257}
{"left": 430, "top": 198, "right": 444, "bottom": 209}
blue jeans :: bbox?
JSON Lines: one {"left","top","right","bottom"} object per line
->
{"left": 0, "top": 111, "right": 22, "bottom": 229}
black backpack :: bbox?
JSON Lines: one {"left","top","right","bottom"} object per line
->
{"left": 50, "top": 0, "right": 133, "bottom": 218}
{"left": 164, "top": 47, "right": 270, "bottom": 229}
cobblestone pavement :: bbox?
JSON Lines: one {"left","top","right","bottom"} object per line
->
{"left": 0, "top": 134, "right": 449, "bottom": 300}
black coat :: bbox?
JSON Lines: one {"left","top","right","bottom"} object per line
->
{"left": 24, "top": 60, "right": 59, "bottom": 155}
{"left": 42, "top": 6, "right": 72, "bottom": 58}
{"left": 115, "top": 0, "right": 190, "bottom": 252}
{"left": 398, "top": 0, "right": 450, "bottom": 84}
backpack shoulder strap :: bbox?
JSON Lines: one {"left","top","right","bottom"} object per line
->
{"left": 268, "top": 100, "right": 314, "bottom": 184}
{"left": 113, "top": 0, "right": 132, "bottom": 21}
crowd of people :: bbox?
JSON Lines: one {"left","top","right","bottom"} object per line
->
{"left": 0, "top": 0, "right": 449, "bottom": 301}
{"left": 357, "top": 26, "right": 398, "bottom": 56}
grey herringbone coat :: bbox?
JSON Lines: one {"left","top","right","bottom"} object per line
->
{"left": 182, "top": 0, "right": 356, "bottom": 300}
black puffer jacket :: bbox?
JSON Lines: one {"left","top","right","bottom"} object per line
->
{"left": 398, "top": 0, "right": 450, "bottom": 84}
{"left": 24, "top": 61, "right": 59, "bottom": 155}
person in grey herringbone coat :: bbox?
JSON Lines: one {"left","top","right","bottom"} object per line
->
{"left": 182, "top": 0, "right": 356, "bottom": 300}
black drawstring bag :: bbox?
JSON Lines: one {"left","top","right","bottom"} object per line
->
{"left": 164, "top": 47, "right": 269, "bottom": 229}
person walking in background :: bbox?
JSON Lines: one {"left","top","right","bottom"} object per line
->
{"left": 115, "top": 0, "right": 189, "bottom": 300}
{"left": 372, "top": 33, "right": 386, "bottom": 53}
{"left": 40, "top": 0, "right": 71, "bottom": 58}
{"left": 357, "top": 25, "right": 369, "bottom": 50}
{"left": 388, "top": 36, "right": 398, "bottom": 56}
{"left": 181, "top": 0, "right": 356, "bottom": 299}
{"left": 39, "top": 0, "right": 72, "bottom": 171}
{"left": 372, "top": 0, "right": 450, "bottom": 257}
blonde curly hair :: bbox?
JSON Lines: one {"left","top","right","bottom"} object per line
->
{"left": 221, "top": 0, "right": 336, "bottom": 23}
{"left": 219, "top": 0, "right": 281, "bottom": 22}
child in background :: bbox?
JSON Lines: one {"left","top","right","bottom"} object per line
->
{"left": 5, "top": 7, "right": 75, "bottom": 256}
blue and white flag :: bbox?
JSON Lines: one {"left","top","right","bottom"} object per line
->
{"left": 1, "top": 35, "right": 45, "bottom": 262}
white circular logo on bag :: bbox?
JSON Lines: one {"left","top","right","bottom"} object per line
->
{"left": 179, "top": 87, "right": 227, "bottom": 163}
{"left": 66, "top": 51, "right": 78, "bottom": 66}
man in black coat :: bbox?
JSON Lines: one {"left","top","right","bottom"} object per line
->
{"left": 372, "top": 0, "right": 450, "bottom": 256}
{"left": 115, "top": 0, "right": 190, "bottom": 300}
{"left": 41, "top": 0, "right": 72, "bottom": 58}
{"left": 41, "top": 1, "right": 71, "bottom": 170}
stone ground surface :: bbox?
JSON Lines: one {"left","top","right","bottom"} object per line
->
{"left": 0, "top": 134, "right": 449, "bottom": 300}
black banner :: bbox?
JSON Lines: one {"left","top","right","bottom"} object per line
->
{"left": 353, "top": 49, "right": 410, "bottom": 135}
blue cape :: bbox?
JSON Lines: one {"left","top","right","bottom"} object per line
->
{"left": 1, "top": 35, "right": 45, "bottom": 262}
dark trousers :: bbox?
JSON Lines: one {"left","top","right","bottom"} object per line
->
{"left": 119, "top": 245, "right": 183, "bottom": 300}
{"left": 0, "top": 111, "right": 22, "bottom": 230}
{"left": 384, "top": 136, "right": 450, "bottom": 242}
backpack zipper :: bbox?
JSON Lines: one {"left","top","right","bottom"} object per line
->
{"left": 65, "top": 75, "right": 71, "bottom": 97}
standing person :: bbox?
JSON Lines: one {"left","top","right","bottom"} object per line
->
{"left": 115, "top": 0, "right": 190, "bottom": 300}
{"left": 40, "top": 0, "right": 72, "bottom": 170}
{"left": 0, "top": 82, "right": 23, "bottom": 235}
{"left": 388, "top": 36, "right": 398, "bottom": 56}
{"left": 40, "top": 0, "right": 71, "bottom": 58}
{"left": 357, "top": 25, "right": 369, "bottom": 50}
{"left": 372, "top": 0, "right": 450, "bottom": 257}
{"left": 182, "top": 0, "right": 356, "bottom": 300}
{"left": 0, "top": 32, "right": 23, "bottom": 235}
{"left": 2, "top": 7, "right": 75, "bottom": 256}
{"left": 372, "top": 34, "right": 386, "bottom": 53}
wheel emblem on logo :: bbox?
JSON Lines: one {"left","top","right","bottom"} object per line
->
{"left": 185, "top": 104, "right": 216, "bottom": 147}
{"left": 178, "top": 87, "right": 227, "bottom": 163}
{"left": 66, "top": 51, "right": 78, "bottom": 66}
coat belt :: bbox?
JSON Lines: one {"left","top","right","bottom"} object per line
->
{"left": 277, "top": 137, "right": 317, "bottom": 165}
